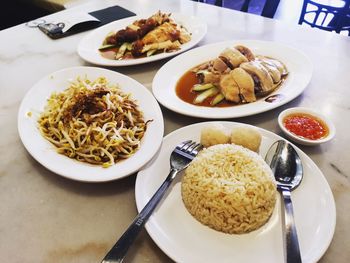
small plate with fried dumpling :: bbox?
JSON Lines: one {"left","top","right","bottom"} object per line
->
{"left": 152, "top": 40, "right": 313, "bottom": 119}
{"left": 135, "top": 121, "right": 335, "bottom": 263}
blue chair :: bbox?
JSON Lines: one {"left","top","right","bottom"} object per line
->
{"left": 193, "top": 0, "right": 281, "bottom": 18}
{"left": 241, "top": 0, "right": 281, "bottom": 18}
{"left": 298, "top": 0, "right": 350, "bottom": 34}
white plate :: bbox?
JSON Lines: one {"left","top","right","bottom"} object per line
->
{"left": 135, "top": 122, "right": 335, "bottom": 263}
{"left": 77, "top": 13, "right": 207, "bottom": 66}
{"left": 18, "top": 66, "right": 164, "bottom": 182}
{"left": 152, "top": 40, "right": 313, "bottom": 119}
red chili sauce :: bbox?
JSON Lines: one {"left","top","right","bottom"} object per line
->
{"left": 283, "top": 113, "right": 329, "bottom": 140}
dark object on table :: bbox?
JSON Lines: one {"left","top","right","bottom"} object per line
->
{"left": 0, "top": 0, "right": 50, "bottom": 30}
{"left": 38, "top": 5, "right": 136, "bottom": 39}
{"left": 89, "top": 5, "right": 136, "bottom": 25}
{"left": 298, "top": 0, "right": 350, "bottom": 35}
{"left": 193, "top": 0, "right": 280, "bottom": 18}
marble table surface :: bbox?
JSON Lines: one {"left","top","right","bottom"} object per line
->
{"left": 0, "top": 0, "right": 349, "bottom": 262}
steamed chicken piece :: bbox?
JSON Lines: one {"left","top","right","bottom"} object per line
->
{"left": 256, "top": 56, "right": 290, "bottom": 83}
{"left": 231, "top": 68, "right": 256, "bottom": 102}
{"left": 219, "top": 47, "right": 248, "bottom": 68}
{"left": 235, "top": 45, "right": 255, "bottom": 61}
{"left": 259, "top": 60, "right": 282, "bottom": 83}
{"left": 256, "top": 55, "right": 288, "bottom": 75}
{"left": 239, "top": 61, "right": 275, "bottom": 93}
{"left": 190, "top": 45, "right": 288, "bottom": 105}
{"left": 197, "top": 71, "right": 221, "bottom": 85}
{"left": 218, "top": 68, "right": 256, "bottom": 103}
{"left": 219, "top": 72, "right": 240, "bottom": 103}
{"left": 212, "top": 58, "right": 229, "bottom": 73}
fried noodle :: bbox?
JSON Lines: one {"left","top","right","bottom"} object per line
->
{"left": 38, "top": 76, "right": 149, "bottom": 167}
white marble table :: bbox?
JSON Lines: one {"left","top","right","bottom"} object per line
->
{"left": 1, "top": 0, "right": 349, "bottom": 262}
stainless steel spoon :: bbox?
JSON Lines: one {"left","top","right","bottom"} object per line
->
{"left": 265, "top": 140, "right": 303, "bottom": 263}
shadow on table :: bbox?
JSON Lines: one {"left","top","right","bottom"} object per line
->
{"left": 80, "top": 56, "right": 172, "bottom": 76}
{"left": 24, "top": 150, "right": 136, "bottom": 196}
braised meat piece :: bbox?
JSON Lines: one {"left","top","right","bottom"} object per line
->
{"left": 101, "top": 11, "right": 191, "bottom": 59}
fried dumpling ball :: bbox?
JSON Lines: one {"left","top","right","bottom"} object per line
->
{"left": 230, "top": 126, "right": 262, "bottom": 152}
{"left": 200, "top": 123, "right": 230, "bottom": 148}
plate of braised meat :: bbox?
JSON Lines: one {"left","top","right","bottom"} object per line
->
{"left": 77, "top": 11, "right": 207, "bottom": 66}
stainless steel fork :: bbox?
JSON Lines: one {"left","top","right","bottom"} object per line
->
{"left": 101, "top": 140, "right": 202, "bottom": 263}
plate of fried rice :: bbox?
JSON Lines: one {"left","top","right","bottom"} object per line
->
{"left": 135, "top": 121, "right": 335, "bottom": 263}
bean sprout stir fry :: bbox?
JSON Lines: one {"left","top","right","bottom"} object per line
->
{"left": 38, "top": 76, "right": 150, "bottom": 167}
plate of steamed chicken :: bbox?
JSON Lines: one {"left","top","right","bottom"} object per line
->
{"left": 77, "top": 11, "right": 207, "bottom": 66}
{"left": 152, "top": 40, "right": 313, "bottom": 118}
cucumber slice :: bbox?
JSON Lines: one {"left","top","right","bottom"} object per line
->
{"left": 192, "top": 83, "right": 215, "bottom": 91}
{"left": 99, "top": 44, "right": 118, "bottom": 51}
{"left": 211, "top": 93, "right": 225, "bottom": 105}
{"left": 193, "top": 87, "right": 219, "bottom": 104}
{"left": 115, "top": 43, "right": 129, "bottom": 59}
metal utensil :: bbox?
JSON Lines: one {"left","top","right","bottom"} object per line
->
{"left": 265, "top": 140, "right": 303, "bottom": 263}
{"left": 101, "top": 140, "right": 202, "bottom": 263}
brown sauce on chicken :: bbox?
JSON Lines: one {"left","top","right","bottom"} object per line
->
{"left": 176, "top": 71, "right": 232, "bottom": 107}
{"left": 176, "top": 44, "right": 289, "bottom": 107}
{"left": 175, "top": 69, "right": 286, "bottom": 108}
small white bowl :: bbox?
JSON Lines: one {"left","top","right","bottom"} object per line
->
{"left": 278, "top": 107, "right": 336, "bottom": 146}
